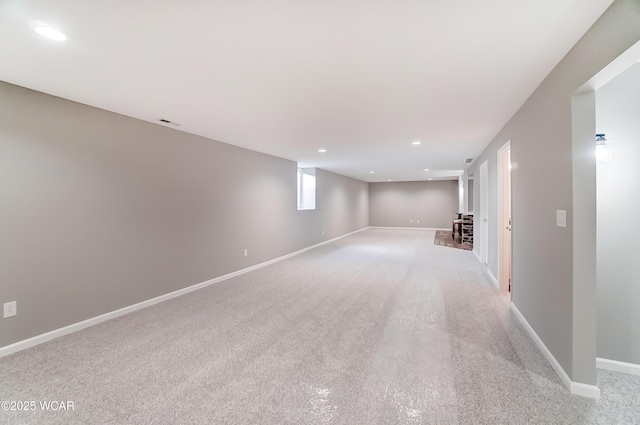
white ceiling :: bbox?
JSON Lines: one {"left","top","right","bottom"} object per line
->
{"left": 0, "top": 0, "right": 614, "bottom": 182}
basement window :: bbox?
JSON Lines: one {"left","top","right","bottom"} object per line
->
{"left": 297, "top": 167, "right": 316, "bottom": 210}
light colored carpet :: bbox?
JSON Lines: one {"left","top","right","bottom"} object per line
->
{"left": 0, "top": 228, "right": 638, "bottom": 424}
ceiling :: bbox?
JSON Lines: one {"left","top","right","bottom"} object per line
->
{"left": 0, "top": 0, "right": 614, "bottom": 182}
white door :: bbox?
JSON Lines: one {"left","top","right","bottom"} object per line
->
{"left": 498, "top": 144, "right": 512, "bottom": 292}
{"left": 479, "top": 160, "right": 489, "bottom": 265}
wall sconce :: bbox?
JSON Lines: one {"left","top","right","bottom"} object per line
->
{"left": 596, "top": 133, "right": 612, "bottom": 161}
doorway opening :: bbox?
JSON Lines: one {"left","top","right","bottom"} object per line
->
{"left": 478, "top": 160, "right": 489, "bottom": 267}
{"left": 571, "top": 39, "right": 640, "bottom": 396}
{"left": 594, "top": 54, "right": 640, "bottom": 375}
{"left": 498, "top": 141, "right": 512, "bottom": 293}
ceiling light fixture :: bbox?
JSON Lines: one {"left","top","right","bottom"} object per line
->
{"left": 369, "top": 171, "right": 375, "bottom": 174}
{"left": 412, "top": 141, "right": 421, "bottom": 145}
{"left": 33, "top": 26, "right": 67, "bottom": 41}
{"left": 424, "top": 168, "right": 430, "bottom": 171}
{"left": 317, "top": 149, "right": 327, "bottom": 153}
{"left": 428, "top": 178, "right": 433, "bottom": 181}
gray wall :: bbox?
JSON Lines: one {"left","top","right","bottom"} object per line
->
{"left": 0, "top": 81, "right": 369, "bottom": 349}
{"left": 368, "top": 180, "right": 458, "bottom": 228}
{"left": 596, "top": 63, "right": 640, "bottom": 365}
{"left": 467, "top": 0, "right": 640, "bottom": 384}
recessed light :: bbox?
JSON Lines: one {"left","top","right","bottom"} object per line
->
{"left": 387, "top": 179, "right": 392, "bottom": 182}
{"left": 33, "top": 26, "right": 67, "bottom": 41}
{"left": 428, "top": 178, "right": 433, "bottom": 181}
{"left": 369, "top": 171, "right": 375, "bottom": 174}
{"left": 424, "top": 168, "right": 430, "bottom": 171}
{"left": 412, "top": 141, "right": 421, "bottom": 145}
{"left": 317, "top": 149, "right": 327, "bottom": 153}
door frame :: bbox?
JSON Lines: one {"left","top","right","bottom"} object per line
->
{"left": 497, "top": 140, "right": 511, "bottom": 293}
{"left": 570, "top": 39, "right": 640, "bottom": 392}
{"left": 479, "top": 160, "right": 489, "bottom": 266}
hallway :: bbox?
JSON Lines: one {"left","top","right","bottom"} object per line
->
{"left": 0, "top": 229, "right": 637, "bottom": 424}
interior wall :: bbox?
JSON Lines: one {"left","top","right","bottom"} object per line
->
{"left": 596, "top": 63, "right": 640, "bottom": 365}
{"left": 467, "top": 179, "right": 474, "bottom": 213}
{"left": 466, "top": 0, "right": 640, "bottom": 385}
{"left": 368, "top": 180, "right": 458, "bottom": 228}
{"left": 0, "top": 81, "right": 369, "bottom": 349}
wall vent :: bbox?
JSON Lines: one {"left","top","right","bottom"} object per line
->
{"left": 158, "top": 119, "right": 181, "bottom": 126}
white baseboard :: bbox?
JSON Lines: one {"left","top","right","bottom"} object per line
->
{"left": 0, "top": 227, "right": 368, "bottom": 359}
{"left": 570, "top": 382, "right": 601, "bottom": 399}
{"left": 487, "top": 268, "right": 499, "bottom": 289}
{"left": 597, "top": 357, "right": 640, "bottom": 376}
{"left": 510, "top": 303, "right": 601, "bottom": 399}
{"left": 473, "top": 249, "right": 481, "bottom": 262}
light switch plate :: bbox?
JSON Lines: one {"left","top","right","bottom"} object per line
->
{"left": 3, "top": 301, "right": 16, "bottom": 318}
{"left": 556, "top": 210, "right": 567, "bottom": 228}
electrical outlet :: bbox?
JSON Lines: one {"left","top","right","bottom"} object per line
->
{"left": 3, "top": 301, "right": 16, "bottom": 318}
{"left": 244, "top": 249, "right": 248, "bottom": 257}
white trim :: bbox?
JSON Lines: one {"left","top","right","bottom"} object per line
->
{"left": 510, "top": 303, "right": 601, "bottom": 399}
{"left": 473, "top": 249, "right": 481, "bottom": 262}
{"left": 597, "top": 357, "right": 640, "bottom": 376}
{"left": 497, "top": 140, "right": 511, "bottom": 292}
{"left": 487, "top": 268, "right": 499, "bottom": 289}
{"left": 570, "top": 382, "right": 601, "bottom": 399}
{"left": 0, "top": 227, "right": 368, "bottom": 358}
{"left": 479, "top": 160, "right": 489, "bottom": 265}
{"left": 511, "top": 303, "right": 570, "bottom": 387}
